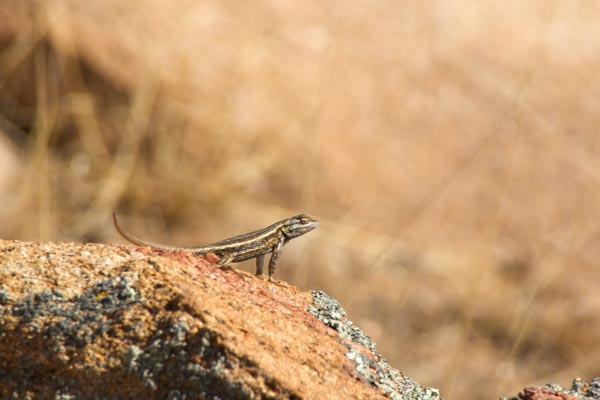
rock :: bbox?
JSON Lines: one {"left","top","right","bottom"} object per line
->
{"left": 0, "top": 239, "right": 440, "bottom": 399}
{"left": 501, "top": 378, "right": 600, "bottom": 400}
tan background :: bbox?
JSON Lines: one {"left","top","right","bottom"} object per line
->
{"left": 1, "top": 1, "right": 600, "bottom": 398}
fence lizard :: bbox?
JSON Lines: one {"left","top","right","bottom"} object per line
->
{"left": 113, "top": 213, "right": 319, "bottom": 280}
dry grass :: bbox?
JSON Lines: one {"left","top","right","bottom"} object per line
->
{"left": 1, "top": 1, "right": 600, "bottom": 398}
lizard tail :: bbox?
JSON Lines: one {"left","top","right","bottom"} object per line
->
{"left": 112, "top": 212, "right": 184, "bottom": 251}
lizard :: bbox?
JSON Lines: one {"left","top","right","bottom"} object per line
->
{"left": 112, "top": 213, "right": 319, "bottom": 280}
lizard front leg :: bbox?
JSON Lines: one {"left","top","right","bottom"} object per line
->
{"left": 268, "top": 236, "right": 285, "bottom": 281}
{"left": 255, "top": 254, "right": 265, "bottom": 276}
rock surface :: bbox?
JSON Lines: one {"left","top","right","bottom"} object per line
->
{"left": 502, "top": 378, "right": 600, "bottom": 400}
{"left": 0, "top": 239, "right": 440, "bottom": 399}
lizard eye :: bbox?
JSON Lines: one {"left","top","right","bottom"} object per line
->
{"left": 300, "top": 217, "right": 309, "bottom": 224}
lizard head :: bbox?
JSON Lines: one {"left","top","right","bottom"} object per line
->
{"left": 281, "top": 214, "right": 319, "bottom": 239}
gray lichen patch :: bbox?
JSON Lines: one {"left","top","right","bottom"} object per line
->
{"left": 10, "top": 277, "right": 142, "bottom": 348}
{"left": 120, "top": 321, "right": 258, "bottom": 398}
{"left": 309, "top": 290, "right": 441, "bottom": 400}
{"left": 0, "top": 288, "right": 12, "bottom": 305}
{"left": 500, "top": 377, "right": 600, "bottom": 400}
{"left": 1, "top": 273, "right": 258, "bottom": 398}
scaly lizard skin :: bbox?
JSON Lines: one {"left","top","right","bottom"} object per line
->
{"left": 113, "top": 213, "right": 319, "bottom": 280}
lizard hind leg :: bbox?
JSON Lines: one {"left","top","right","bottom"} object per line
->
{"left": 219, "top": 255, "right": 234, "bottom": 267}
{"left": 217, "top": 255, "right": 235, "bottom": 268}
{"left": 216, "top": 254, "right": 245, "bottom": 278}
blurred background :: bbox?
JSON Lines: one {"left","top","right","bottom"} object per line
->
{"left": 1, "top": 1, "right": 600, "bottom": 398}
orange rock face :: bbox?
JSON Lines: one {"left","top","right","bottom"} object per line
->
{"left": 0, "top": 239, "right": 439, "bottom": 399}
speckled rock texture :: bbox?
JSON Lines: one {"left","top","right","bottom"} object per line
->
{"left": 0, "top": 239, "right": 440, "bottom": 399}
{"left": 501, "top": 378, "right": 600, "bottom": 400}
